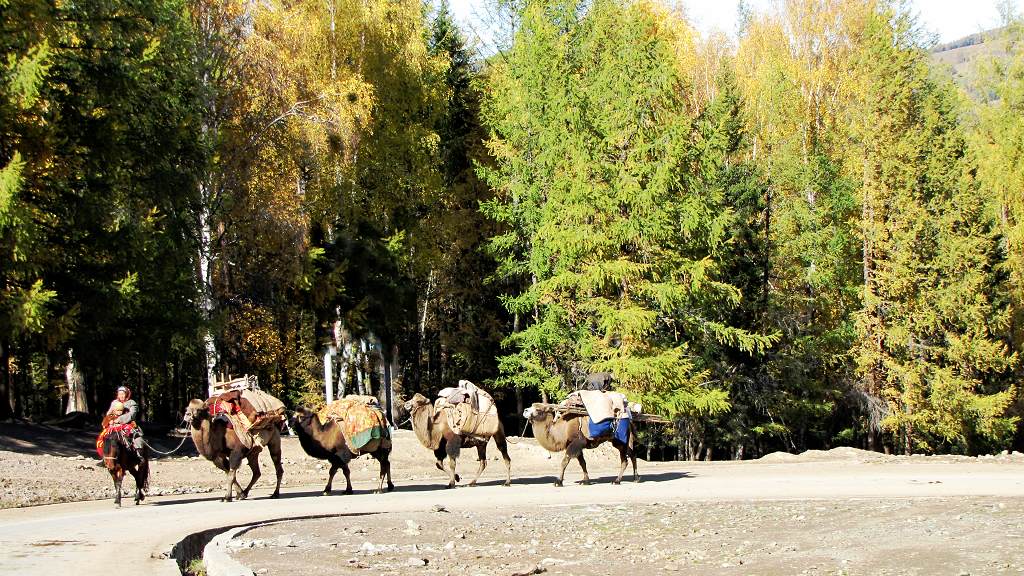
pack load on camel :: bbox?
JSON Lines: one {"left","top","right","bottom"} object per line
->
{"left": 208, "top": 379, "right": 286, "bottom": 450}
{"left": 436, "top": 380, "right": 501, "bottom": 440}
{"left": 561, "top": 389, "right": 632, "bottom": 443}
{"left": 317, "top": 395, "right": 391, "bottom": 453}
{"left": 533, "top": 373, "right": 668, "bottom": 425}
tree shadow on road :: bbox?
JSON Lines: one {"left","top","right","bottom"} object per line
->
{"left": 0, "top": 422, "right": 196, "bottom": 458}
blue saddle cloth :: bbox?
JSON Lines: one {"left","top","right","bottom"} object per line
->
{"left": 587, "top": 417, "right": 629, "bottom": 444}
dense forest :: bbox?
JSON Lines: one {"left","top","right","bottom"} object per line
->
{"left": 3, "top": 0, "right": 1024, "bottom": 459}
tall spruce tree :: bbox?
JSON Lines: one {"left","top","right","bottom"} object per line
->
{"left": 481, "top": 0, "right": 774, "bottom": 421}
{"left": 850, "top": 6, "right": 1017, "bottom": 454}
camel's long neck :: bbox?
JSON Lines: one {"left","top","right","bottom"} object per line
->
{"left": 411, "top": 404, "right": 438, "bottom": 449}
{"left": 296, "top": 416, "right": 330, "bottom": 450}
{"left": 190, "top": 418, "right": 215, "bottom": 458}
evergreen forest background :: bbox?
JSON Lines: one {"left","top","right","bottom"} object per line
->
{"left": 4, "top": 0, "right": 1024, "bottom": 459}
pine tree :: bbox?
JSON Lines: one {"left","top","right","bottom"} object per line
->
{"left": 481, "top": 0, "right": 774, "bottom": 420}
{"left": 849, "top": 6, "right": 1017, "bottom": 454}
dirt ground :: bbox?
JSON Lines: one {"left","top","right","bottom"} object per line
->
{"left": 4, "top": 423, "right": 1024, "bottom": 576}
{"left": 229, "top": 497, "right": 1024, "bottom": 576}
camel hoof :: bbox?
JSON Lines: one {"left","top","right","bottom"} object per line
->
{"left": 468, "top": 481, "right": 477, "bottom": 487}
{"left": 553, "top": 481, "right": 563, "bottom": 487}
{"left": 322, "top": 490, "right": 331, "bottom": 496}
{"left": 503, "top": 481, "right": 511, "bottom": 487}
{"left": 612, "top": 480, "right": 621, "bottom": 485}
{"left": 344, "top": 488, "right": 353, "bottom": 495}
{"left": 114, "top": 503, "right": 121, "bottom": 509}
{"left": 269, "top": 492, "right": 280, "bottom": 499}
{"left": 580, "top": 480, "right": 591, "bottom": 486}
{"left": 387, "top": 484, "right": 395, "bottom": 492}
{"left": 446, "top": 482, "right": 456, "bottom": 489}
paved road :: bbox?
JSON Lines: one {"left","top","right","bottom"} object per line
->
{"left": 1, "top": 459, "right": 1023, "bottom": 574}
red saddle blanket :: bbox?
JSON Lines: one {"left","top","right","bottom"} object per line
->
{"left": 95, "top": 422, "right": 137, "bottom": 459}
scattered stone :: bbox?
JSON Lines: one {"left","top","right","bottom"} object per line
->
{"left": 432, "top": 504, "right": 449, "bottom": 513}
{"left": 509, "top": 564, "right": 546, "bottom": 576}
{"left": 404, "top": 519, "right": 422, "bottom": 536}
{"left": 406, "top": 557, "right": 428, "bottom": 567}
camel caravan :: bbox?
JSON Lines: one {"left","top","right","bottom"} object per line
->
{"left": 98, "top": 372, "right": 664, "bottom": 506}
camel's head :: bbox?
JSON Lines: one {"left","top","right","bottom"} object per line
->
{"left": 289, "top": 407, "right": 316, "bottom": 429}
{"left": 403, "top": 393, "right": 431, "bottom": 414}
{"left": 523, "top": 403, "right": 555, "bottom": 423}
{"left": 184, "top": 399, "right": 208, "bottom": 426}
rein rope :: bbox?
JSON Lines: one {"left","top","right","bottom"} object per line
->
{"left": 138, "top": 416, "right": 191, "bottom": 457}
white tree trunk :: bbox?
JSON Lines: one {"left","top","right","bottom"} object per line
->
{"left": 388, "top": 344, "right": 399, "bottom": 425}
{"left": 355, "top": 338, "right": 366, "bottom": 396}
{"left": 324, "top": 347, "right": 335, "bottom": 404}
{"left": 65, "top": 349, "right": 87, "bottom": 414}
{"left": 198, "top": 192, "right": 218, "bottom": 398}
{"left": 338, "top": 341, "right": 350, "bottom": 397}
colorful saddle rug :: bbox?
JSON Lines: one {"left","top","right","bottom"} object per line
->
{"left": 95, "top": 422, "right": 137, "bottom": 459}
{"left": 320, "top": 396, "right": 390, "bottom": 453}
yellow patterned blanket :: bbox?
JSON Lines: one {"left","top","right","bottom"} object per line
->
{"left": 319, "top": 395, "right": 390, "bottom": 453}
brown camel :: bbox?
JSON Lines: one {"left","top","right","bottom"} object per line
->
{"left": 184, "top": 398, "right": 283, "bottom": 501}
{"left": 100, "top": 414, "right": 149, "bottom": 508}
{"left": 403, "top": 393, "right": 512, "bottom": 488}
{"left": 524, "top": 404, "right": 639, "bottom": 487}
{"left": 290, "top": 407, "right": 394, "bottom": 495}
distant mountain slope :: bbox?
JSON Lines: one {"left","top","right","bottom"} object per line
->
{"left": 931, "top": 28, "right": 1005, "bottom": 88}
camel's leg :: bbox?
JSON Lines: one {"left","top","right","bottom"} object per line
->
{"left": 267, "top": 433, "right": 283, "bottom": 498}
{"left": 339, "top": 459, "right": 353, "bottom": 495}
{"left": 555, "top": 451, "right": 572, "bottom": 488}
{"left": 372, "top": 449, "right": 393, "bottom": 493}
{"left": 567, "top": 439, "right": 590, "bottom": 485}
{"left": 492, "top": 429, "right": 513, "bottom": 487}
{"left": 236, "top": 449, "right": 260, "bottom": 501}
{"left": 613, "top": 442, "right": 628, "bottom": 485}
{"left": 384, "top": 449, "right": 394, "bottom": 492}
{"left": 324, "top": 458, "right": 340, "bottom": 494}
{"left": 445, "top": 436, "right": 462, "bottom": 488}
{"left": 433, "top": 442, "right": 460, "bottom": 483}
{"left": 576, "top": 453, "right": 591, "bottom": 485}
{"left": 225, "top": 449, "right": 248, "bottom": 502}
{"left": 468, "top": 444, "right": 487, "bottom": 487}
{"left": 629, "top": 425, "right": 640, "bottom": 482}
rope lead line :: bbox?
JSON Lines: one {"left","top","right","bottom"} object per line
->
{"left": 138, "top": 417, "right": 191, "bottom": 456}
